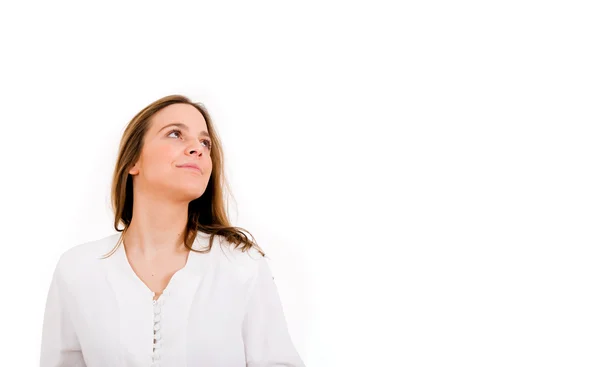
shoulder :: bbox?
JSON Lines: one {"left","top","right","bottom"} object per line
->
{"left": 55, "top": 233, "right": 120, "bottom": 279}
{"left": 194, "top": 231, "right": 264, "bottom": 262}
{"left": 195, "top": 231, "right": 266, "bottom": 284}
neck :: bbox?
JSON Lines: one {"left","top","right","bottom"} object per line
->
{"left": 123, "top": 189, "right": 190, "bottom": 258}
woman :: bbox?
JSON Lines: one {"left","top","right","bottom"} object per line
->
{"left": 40, "top": 95, "right": 305, "bottom": 366}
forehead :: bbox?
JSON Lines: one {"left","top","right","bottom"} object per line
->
{"left": 149, "top": 103, "right": 208, "bottom": 132}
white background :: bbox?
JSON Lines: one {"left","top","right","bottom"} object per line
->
{"left": 0, "top": 1, "right": 599, "bottom": 366}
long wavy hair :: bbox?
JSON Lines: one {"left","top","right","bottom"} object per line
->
{"left": 104, "top": 94, "right": 263, "bottom": 257}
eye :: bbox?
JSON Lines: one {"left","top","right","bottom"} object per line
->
{"left": 167, "top": 129, "right": 182, "bottom": 139}
{"left": 201, "top": 139, "right": 212, "bottom": 150}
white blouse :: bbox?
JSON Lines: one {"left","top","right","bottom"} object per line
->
{"left": 40, "top": 232, "right": 305, "bottom": 367}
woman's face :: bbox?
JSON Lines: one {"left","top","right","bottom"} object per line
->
{"left": 129, "top": 103, "right": 213, "bottom": 202}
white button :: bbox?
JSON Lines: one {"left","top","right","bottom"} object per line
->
{"left": 154, "top": 340, "right": 163, "bottom": 349}
{"left": 154, "top": 304, "right": 161, "bottom": 314}
{"left": 153, "top": 350, "right": 161, "bottom": 360}
{"left": 154, "top": 322, "right": 161, "bottom": 331}
{"left": 154, "top": 314, "right": 161, "bottom": 322}
{"left": 154, "top": 331, "right": 162, "bottom": 340}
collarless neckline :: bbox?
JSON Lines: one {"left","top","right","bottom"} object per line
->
{"left": 105, "top": 232, "right": 213, "bottom": 299}
{"left": 115, "top": 239, "right": 196, "bottom": 299}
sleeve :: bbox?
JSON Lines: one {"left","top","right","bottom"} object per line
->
{"left": 40, "top": 256, "right": 87, "bottom": 367}
{"left": 242, "top": 257, "right": 305, "bottom": 367}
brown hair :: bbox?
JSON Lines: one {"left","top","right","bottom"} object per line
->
{"left": 104, "top": 94, "right": 263, "bottom": 257}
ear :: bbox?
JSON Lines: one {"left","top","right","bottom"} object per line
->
{"left": 129, "top": 162, "right": 140, "bottom": 175}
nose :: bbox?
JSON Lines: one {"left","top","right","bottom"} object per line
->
{"left": 186, "top": 141, "right": 204, "bottom": 157}
{"left": 187, "top": 148, "right": 202, "bottom": 157}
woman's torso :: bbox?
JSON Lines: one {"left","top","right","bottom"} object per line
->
{"left": 59, "top": 232, "right": 261, "bottom": 367}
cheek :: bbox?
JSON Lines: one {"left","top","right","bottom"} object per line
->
{"left": 143, "top": 145, "right": 178, "bottom": 175}
{"left": 157, "top": 144, "right": 178, "bottom": 158}
{"left": 205, "top": 159, "right": 213, "bottom": 175}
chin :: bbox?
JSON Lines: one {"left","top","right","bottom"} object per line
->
{"left": 176, "top": 185, "right": 208, "bottom": 201}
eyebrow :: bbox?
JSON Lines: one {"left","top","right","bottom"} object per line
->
{"left": 158, "top": 122, "right": 210, "bottom": 138}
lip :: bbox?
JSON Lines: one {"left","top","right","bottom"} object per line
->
{"left": 176, "top": 163, "right": 202, "bottom": 173}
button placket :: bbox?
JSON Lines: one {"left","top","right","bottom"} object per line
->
{"left": 152, "top": 297, "right": 165, "bottom": 366}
